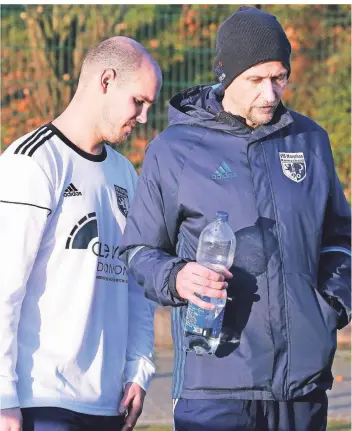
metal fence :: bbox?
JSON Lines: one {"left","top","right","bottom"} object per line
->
{"left": 0, "top": 6, "right": 351, "bottom": 426}
{"left": 1, "top": 5, "right": 351, "bottom": 187}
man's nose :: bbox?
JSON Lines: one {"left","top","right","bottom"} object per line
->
{"left": 261, "top": 80, "right": 276, "bottom": 104}
{"left": 136, "top": 106, "right": 148, "bottom": 124}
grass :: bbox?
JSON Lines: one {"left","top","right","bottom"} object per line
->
{"left": 136, "top": 421, "right": 351, "bottom": 431}
{"left": 327, "top": 420, "right": 351, "bottom": 431}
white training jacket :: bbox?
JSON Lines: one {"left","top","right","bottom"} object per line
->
{"left": 0, "top": 123, "right": 156, "bottom": 415}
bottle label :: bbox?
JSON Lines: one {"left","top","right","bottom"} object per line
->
{"left": 185, "top": 297, "right": 225, "bottom": 338}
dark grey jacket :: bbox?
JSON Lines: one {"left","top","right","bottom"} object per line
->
{"left": 119, "top": 84, "right": 351, "bottom": 401}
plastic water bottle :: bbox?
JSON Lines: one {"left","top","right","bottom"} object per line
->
{"left": 184, "top": 211, "right": 236, "bottom": 355}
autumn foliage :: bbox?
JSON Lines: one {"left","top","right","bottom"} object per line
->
{"left": 1, "top": 5, "right": 351, "bottom": 198}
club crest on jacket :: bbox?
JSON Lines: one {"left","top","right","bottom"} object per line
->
{"left": 279, "top": 152, "right": 306, "bottom": 183}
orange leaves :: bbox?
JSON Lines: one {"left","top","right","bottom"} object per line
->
{"left": 202, "top": 28, "right": 211, "bottom": 38}
{"left": 293, "top": 54, "right": 309, "bottom": 72}
{"left": 120, "top": 137, "right": 148, "bottom": 168}
{"left": 291, "top": 40, "right": 301, "bottom": 51}
{"left": 123, "top": 137, "right": 150, "bottom": 168}
{"left": 285, "top": 26, "right": 295, "bottom": 39}
{"left": 27, "top": 116, "right": 49, "bottom": 128}
{"left": 333, "top": 26, "right": 344, "bottom": 36}
{"left": 325, "top": 55, "right": 339, "bottom": 74}
{"left": 134, "top": 138, "right": 148, "bottom": 150}
{"left": 115, "top": 22, "right": 127, "bottom": 32}
{"left": 124, "top": 151, "right": 143, "bottom": 166}
{"left": 14, "top": 99, "right": 28, "bottom": 113}
{"left": 285, "top": 26, "right": 301, "bottom": 51}
{"left": 149, "top": 39, "right": 159, "bottom": 49}
{"left": 179, "top": 5, "right": 201, "bottom": 41}
{"left": 1, "top": 91, "right": 51, "bottom": 148}
{"left": 2, "top": 113, "right": 50, "bottom": 148}
{"left": 3, "top": 136, "right": 12, "bottom": 146}
{"left": 282, "top": 87, "right": 293, "bottom": 102}
{"left": 209, "top": 23, "right": 218, "bottom": 33}
{"left": 1, "top": 3, "right": 350, "bottom": 194}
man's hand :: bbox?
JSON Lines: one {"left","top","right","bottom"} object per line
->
{"left": 176, "top": 262, "right": 233, "bottom": 309}
{"left": 0, "top": 408, "right": 22, "bottom": 431}
{"left": 118, "top": 382, "right": 146, "bottom": 431}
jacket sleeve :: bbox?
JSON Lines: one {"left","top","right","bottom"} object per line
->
{"left": 317, "top": 139, "right": 351, "bottom": 329}
{"left": 119, "top": 138, "right": 188, "bottom": 307}
{"left": 0, "top": 154, "right": 54, "bottom": 408}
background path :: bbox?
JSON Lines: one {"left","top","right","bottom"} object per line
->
{"left": 138, "top": 348, "right": 351, "bottom": 426}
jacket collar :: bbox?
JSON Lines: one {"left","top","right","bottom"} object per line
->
{"left": 210, "top": 85, "right": 294, "bottom": 142}
{"left": 248, "top": 102, "right": 294, "bottom": 144}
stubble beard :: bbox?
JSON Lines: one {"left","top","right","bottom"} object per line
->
{"left": 107, "top": 120, "right": 137, "bottom": 146}
{"left": 246, "top": 105, "right": 278, "bottom": 127}
{"left": 115, "top": 135, "right": 128, "bottom": 145}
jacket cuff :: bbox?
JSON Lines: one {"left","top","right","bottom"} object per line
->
{"left": 168, "top": 261, "right": 191, "bottom": 303}
{"left": 0, "top": 379, "right": 19, "bottom": 409}
{"left": 124, "top": 357, "right": 155, "bottom": 392}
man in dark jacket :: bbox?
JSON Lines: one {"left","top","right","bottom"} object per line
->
{"left": 119, "top": 6, "right": 351, "bottom": 431}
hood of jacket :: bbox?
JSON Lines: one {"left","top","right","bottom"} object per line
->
{"left": 168, "top": 83, "right": 293, "bottom": 140}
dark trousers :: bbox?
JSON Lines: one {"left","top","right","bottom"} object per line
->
{"left": 174, "top": 391, "right": 328, "bottom": 431}
{"left": 22, "top": 407, "right": 125, "bottom": 431}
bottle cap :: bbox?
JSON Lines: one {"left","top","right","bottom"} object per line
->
{"left": 215, "top": 211, "right": 229, "bottom": 222}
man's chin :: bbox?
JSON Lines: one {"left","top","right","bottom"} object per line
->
{"left": 250, "top": 112, "right": 275, "bottom": 127}
{"left": 107, "top": 135, "right": 129, "bottom": 146}
{"left": 260, "top": 113, "right": 274, "bottom": 124}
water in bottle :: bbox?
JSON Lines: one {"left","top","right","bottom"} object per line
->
{"left": 184, "top": 211, "right": 236, "bottom": 355}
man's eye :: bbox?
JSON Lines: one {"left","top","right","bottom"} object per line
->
{"left": 134, "top": 98, "right": 144, "bottom": 105}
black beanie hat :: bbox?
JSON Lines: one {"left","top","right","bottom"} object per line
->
{"left": 213, "top": 6, "right": 291, "bottom": 88}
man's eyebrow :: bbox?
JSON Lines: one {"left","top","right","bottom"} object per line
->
{"left": 245, "top": 75, "right": 265, "bottom": 80}
{"left": 246, "top": 72, "right": 288, "bottom": 80}
{"left": 139, "top": 96, "right": 156, "bottom": 104}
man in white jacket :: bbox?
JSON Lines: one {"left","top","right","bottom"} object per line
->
{"left": 0, "top": 36, "right": 162, "bottom": 431}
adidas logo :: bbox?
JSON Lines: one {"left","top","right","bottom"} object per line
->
{"left": 64, "top": 183, "right": 82, "bottom": 197}
{"left": 212, "top": 162, "right": 237, "bottom": 180}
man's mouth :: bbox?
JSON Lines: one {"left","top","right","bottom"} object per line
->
{"left": 257, "top": 105, "right": 275, "bottom": 113}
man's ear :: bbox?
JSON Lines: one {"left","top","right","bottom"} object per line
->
{"left": 101, "top": 68, "right": 116, "bottom": 93}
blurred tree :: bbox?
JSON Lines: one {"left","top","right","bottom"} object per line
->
{"left": 1, "top": 4, "right": 350, "bottom": 195}
{"left": 13, "top": 5, "right": 157, "bottom": 117}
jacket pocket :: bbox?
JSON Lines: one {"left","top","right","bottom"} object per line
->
{"left": 285, "top": 272, "right": 337, "bottom": 397}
